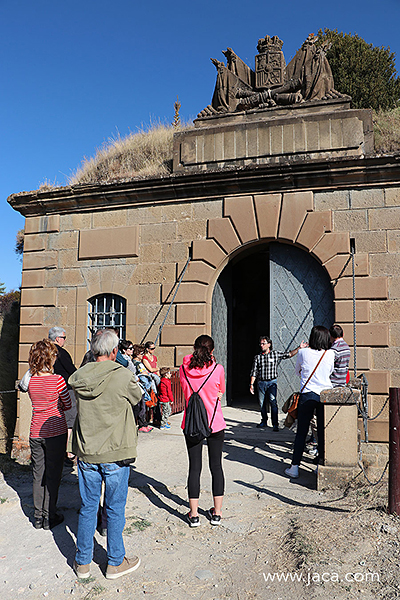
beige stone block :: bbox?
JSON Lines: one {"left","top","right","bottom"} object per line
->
{"left": 24, "top": 234, "right": 45, "bottom": 252}
{"left": 369, "top": 207, "right": 400, "bottom": 230}
{"left": 208, "top": 218, "right": 241, "bottom": 254}
{"left": 224, "top": 130, "right": 235, "bottom": 159}
{"left": 184, "top": 261, "right": 216, "bottom": 285}
{"left": 135, "top": 263, "right": 176, "bottom": 285}
{"left": 176, "top": 304, "right": 206, "bottom": 325}
{"left": 57, "top": 288, "right": 77, "bottom": 307}
{"left": 60, "top": 212, "right": 91, "bottom": 231}
{"left": 19, "top": 345, "right": 31, "bottom": 363}
{"left": 348, "top": 347, "right": 371, "bottom": 370}
{"left": 258, "top": 123, "right": 271, "bottom": 156}
{"left": 48, "top": 231, "right": 79, "bottom": 251}
{"left": 161, "top": 203, "right": 192, "bottom": 222}
{"left": 270, "top": 125, "right": 284, "bottom": 155}
{"left": 21, "top": 270, "right": 45, "bottom": 288}
{"left": 342, "top": 323, "right": 389, "bottom": 346}
{"left": 371, "top": 300, "right": 400, "bottom": 323}
{"left": 282, "top": 123, "right": 294, "bottom": 154}
{"left": 324, "top": 404, "right": 358, "bottom": 466}
{"left": 319, "top": 118, "right": 331, "bottom": 149}
{"left": 23, "top": 251, "right": 57, "bottom": 270}
{"left": 25, "top": 214, "right": 60, "bottom": 234}
{"left": 324, "top": 253, "right": 369, "bottom": 280}
{"left": 155, "top": 346, "right": 176, "bottom": 369}
{"left": 390, "top": 371, "right": 400, "bottom": 388}
{"left": 127, "top": 205, "right": 162, "bottom": 225}
{"left": 341, "top": 116, "right": 362, "bottom": 149}
{"left": 45, "top": 268, "right": 85, "bottom": 288}
{"left": 334, "top": 300, "right": 370, "bottom": 323}
{"left": 360, "top": 371, "right": 389, "bottom": 394}
{"left": 177, "top": 220, "right": 207, "bottom": 241}
{"left": 237, "top": 129, "right": 247, "bottom": 158}
{"left": 293, "top": 120, "right": 306, "bottom": 153}
{"left": 192, "top": 239, "right": 227, "bottom": 268}
{"left": 175, "top": 346, "right": 193, "bottom": 366}
{"left": 254, "top": 193, "right": 281, "bottom": 239}
{"left": 387, "top": 231, "right": 400, "bottom": 253}
{"left": 58, "top": 249, "right": 79, "bottom": 269}
{"left": 370, "top": 253, "right": 400, "bottom": 277}
{"left": 297, "top": 211, "right": 332, "bottom": 250}
{"left": 214, "top": 131, "right": 224, "bottom": 161}
{"left": 370, "top": 395, "right": 389, "bottom": 420}
{"left": 140, "top": 243, "right": 161, "bottom": 263}
{"left": 333, "top": 209, "right": 368, "bottom": 232}
{"left": 204, "top": 132, "right": 215, "bottom": 162}
{"left": 162, "top": 242, "right": 189, "bottom": 263}
{"left": 279, "top": 191, "right": 313, "bottom": 242}
{"left": 314, "top": 190, "right": 350, "bottom": 211}
{"left": 385, "top": 187, "right": 400, "bottom": 206}
{"left": 79, "top": 226, "right": 139, "bottom": 259}
{"left": 351, "top": 188, "right": 385, "bottom": 209}
{"left": 161, "top": 282, "right": 208, "bottom": 304}
{"left": 20, "top": 306, "right": 44, "bottom": 325}
{"left": 224, "top": 196, "right": 258, "bottom": 244}
{"left": 141, "top": 222, "right": 176, "bottom": 245}
{"left": 389, "top": 322, "right": 400, "bottom": 347}
{"left": 389, "top": 278, "right": 400, "bottom": 299}
{"left": 161, "top": 325, "right": 205, "bottom": 346}
{"left": 313, "top": 232, "right": 350, "bottom": 264}
{"left": 353, "top": 230, "right": 387, "bottom": 253}
{"left": 305, "top": 120, "right": 320, "bottom": 151}
{"left": 334, "top": 276, "right": 388, "bottom": 300}
{"left": 18, "top": 361, "right": 29, "bottom": 379}
{"left": 93, "top": 209, "right": 127, "bottom": 228}
{"left": 43, "top": 306, "right": 66, "bottom": 327}
{"left": 19, "top": 326, "right": 49, "bottom": 344}
{"left": 138, "top": 284, "right": 160, "bottom": 305}
{"left": 192, "top": 200, "right": 223, "bottom": 221}
{"left": 373, "top": 348, "right": 400, "bottom": 370}
{"left": 21, "top": 287, "right": 56, "bottom": 307}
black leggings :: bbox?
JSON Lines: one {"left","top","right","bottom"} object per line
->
{"left": 185, "top": 429, "right": 225, "bottom": 499}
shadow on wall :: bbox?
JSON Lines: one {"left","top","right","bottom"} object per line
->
{"left": 0, "top": 298, "right": 20, "bottom": 453}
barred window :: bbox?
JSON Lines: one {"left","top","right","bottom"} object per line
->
{"left": 87, "top": 294, "right": 126, "bottom": 343}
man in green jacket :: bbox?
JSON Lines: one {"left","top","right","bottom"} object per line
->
{"left": 69, "top": 329, "right": 142, "bottom": 581}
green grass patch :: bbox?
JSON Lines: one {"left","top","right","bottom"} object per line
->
{"left": 124, "top": 516, "right": 152, "bottom": 534}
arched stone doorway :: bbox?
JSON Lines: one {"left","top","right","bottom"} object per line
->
{"left": 211, "top": 242, "right": 334, "bottom": 406}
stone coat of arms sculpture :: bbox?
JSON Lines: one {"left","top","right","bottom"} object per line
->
{"left": 198, "top": 33, "right": 348, "bottom": 118}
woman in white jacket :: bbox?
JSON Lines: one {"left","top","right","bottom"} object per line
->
{"left": 285, "top": 326, "right": 335, "bottom": 479}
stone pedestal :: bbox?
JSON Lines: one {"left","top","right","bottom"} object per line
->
{"left": 317, "top": 387, "right": 361, "bottom": 490}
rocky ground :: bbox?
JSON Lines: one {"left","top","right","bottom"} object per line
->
{"left": 0, "top": 407, "right": 399, "bottom": 600}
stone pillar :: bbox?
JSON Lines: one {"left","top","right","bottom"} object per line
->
{"left": 318, "top": 387, "right": 361, "bottom": 490}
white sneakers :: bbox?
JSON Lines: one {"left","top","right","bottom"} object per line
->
{"left": 284, "top": 465, "right": 299, "bottom": 478}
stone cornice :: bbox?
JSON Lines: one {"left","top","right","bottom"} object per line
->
{"left": 8, "top": 153, "right": 400, "bottom": 217}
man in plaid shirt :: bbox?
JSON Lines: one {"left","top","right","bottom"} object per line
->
{"left": 250, "top": 336, "right": 306, "bottom": 430}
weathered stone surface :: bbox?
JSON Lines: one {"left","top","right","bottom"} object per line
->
{"left": 20, "top": 306, "right": 44, "bottom": 325}
{"left": 60, "top": 212, "right": 91, "bottom": 231}
{"left": 314, "top": 190, "right": 350, "bottom": 211}
{"left": 177, "top": 220, "right": 206, "bottom": 241}
{"left": 162, "top": 242, "right": 188, "bottom": 263}
{"left": 350, "top": 188, "right": 385, "bottom": 208}
{"left": 48, "top": 231, "right": 79, "bottom": 251}
{"left": 21, "top": 270, "right": 45, "bottom": 288}
{"left": 389, "top": 322, "right": 400, "bottom": 347}
{"left": 254, "top": 193, "right": 281, "bottom": 239}
{"left": 342, "top": 323, "right": 389, "bottom": 346}
{"left": 25, "top": 214, "right": 60, "bottom": 234}
{"left": 348, "top": 347, "right": 371, "bottom": 370}
{"left": 127, "top": 205, "right": 162, "bottom": 225}
{"left": 369, "top": 207, "right": 400, "bottom": 230}
{"left": 224, "top": 196, "right": 258, "bottom": 244}
{"left": 176, "top": 304, "right": 206, "bottom": 325}
{"left": 373, "top": 348, "right": 400, "bottom": 371}
{"left": 161, "top": 202, "right": 192, "bottom": 222}
{"left": 279, "top": 191, "right": 313, "bottom": 242}
{"left": 333, "top": 209, "right": 367, "bottom": 232}
{"left": 93, "top": 209, "right": 128, "bottom": 228}
{"left": 192, "top": 200, "right": 223, "bottom": 221}
{"left": 385, "top": 187, "right": 400, "bottom": 206}
{"left": 161, "top": 325, "right": 205, "bottom": 346}
{"left": 370, "top": 253, "right": 400, "bottom": 277}
{"left": 141, "top": 222, "right": 176, "bottom": 244}
{"left": 324, "top": 404, "right": 358, "bottom": 466}
{"left": 24, "top": 235, "right": 45, "bottom": 252}
{"left": 334, "top": 277, "right": 388, "bottom": 300}
{"left": 371, "top": 300, "right": 400, "bottom": 323}
{"left": 23, "top": 251, "right": 57, "bottom": 270}
{"left": 21, "top": 288, "right": 56, "bottom": 307}
{"left": 353, "top": 230, "right": 387, "bottom": 253}
{"left": 334, "top": 300, "right": 370, "bottom": 323}
{"left": 320, "top": 387, "right": 360, "bottom": 404}
{"left": 142, "top": 243, "right": 162, "bottom": 263}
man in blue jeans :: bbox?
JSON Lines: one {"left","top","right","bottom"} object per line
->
{"left": 69, "top": 329, "right": 142, "bottom": 580}
{"left": 249, "top": 336, "right": 306, "bottom": 431}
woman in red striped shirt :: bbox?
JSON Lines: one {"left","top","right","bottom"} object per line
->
{"left": 28, "top": 339, "right": 71, "bottom": 530}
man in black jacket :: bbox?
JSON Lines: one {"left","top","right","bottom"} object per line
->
{"left": 49, "top": 327, "right": 77, "bottom": 463}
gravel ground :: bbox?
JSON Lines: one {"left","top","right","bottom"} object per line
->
{"left": 0, "top": 407, "right": 398, "bottom": 600}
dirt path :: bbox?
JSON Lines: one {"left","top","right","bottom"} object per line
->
{"left": 0, "top": 407, "right": 398, "bottom": 599}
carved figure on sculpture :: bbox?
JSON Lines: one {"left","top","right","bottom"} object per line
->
{"left": 198, "top": 33, "right": 348, "bottom": 118}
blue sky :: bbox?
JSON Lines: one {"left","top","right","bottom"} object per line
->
{"left": 1, "top": 0, "right": 400, "bottom": 292}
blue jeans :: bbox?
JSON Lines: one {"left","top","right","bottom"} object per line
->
{"left": 76, "top": 460, "right": 130, "bottom": 566}
{"left": 257, "top": 379, "right": 278, "bottom": 427}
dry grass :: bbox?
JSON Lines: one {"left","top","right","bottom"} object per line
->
{"left": 69, "top": 123, "right": 185, "bottom": 186}
{"left": 373, "top": 107, "right": 400, "bottom": 154}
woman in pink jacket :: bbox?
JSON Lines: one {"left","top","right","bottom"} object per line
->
{"left": 179, "top": 335, "right": 226, "bottom": 527}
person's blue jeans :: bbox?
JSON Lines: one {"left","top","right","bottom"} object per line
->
{"left": 257, "top": 379, "right": 278, "bottom": 427}
{"left": 76, "top": 460, "right": 130, "bottom": 566}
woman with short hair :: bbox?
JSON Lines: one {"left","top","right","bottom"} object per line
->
{"left": 28, "top": 339, "right": 71, "bottom": 529}
{"left": 179, "top": 335, "right": 225, "bottom": 527}
{"left": 284, "top": 326, "right": 335, "bottom": 479}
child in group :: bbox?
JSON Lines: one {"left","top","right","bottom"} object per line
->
{"left": 158, "top": 367, "right": 174, "bottom": 430}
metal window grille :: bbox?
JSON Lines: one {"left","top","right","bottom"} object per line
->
{"left": 87, "top": 294, "right": 126, "bottom": 345}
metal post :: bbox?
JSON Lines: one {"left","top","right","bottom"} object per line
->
{"left": 389, "top": 388, "right": 400, "bottom": 515}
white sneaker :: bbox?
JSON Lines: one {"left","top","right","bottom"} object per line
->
{"left": 284, "top": 465, "right": 299, "bottom": 478}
